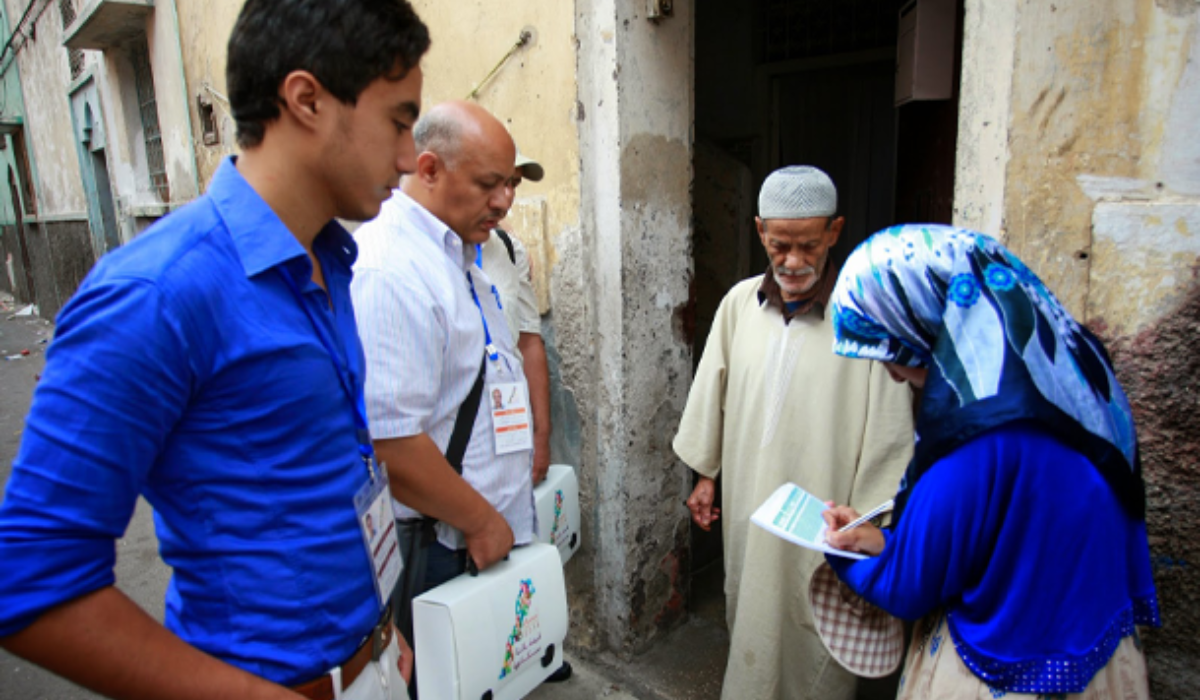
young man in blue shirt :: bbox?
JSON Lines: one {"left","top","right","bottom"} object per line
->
{"left": 0, "top": 2, "right": 429, "bottom": 699}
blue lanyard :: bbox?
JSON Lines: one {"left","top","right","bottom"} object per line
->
{"left": 279, "top": 263, "right": 377, "bottom": 477}
{"left": 474, "top": 243, "right": 504, "bottom": 311}
{"left": 466, "top": 267, "right": 500, "bottom": 362}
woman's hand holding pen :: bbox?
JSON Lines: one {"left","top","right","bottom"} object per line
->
{"left": 823, "top": 503, "right": 886, "bottom": 556}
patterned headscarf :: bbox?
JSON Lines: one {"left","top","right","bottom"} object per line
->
{"left": 830, "top": 224, "right": 1144, "bottom": 521}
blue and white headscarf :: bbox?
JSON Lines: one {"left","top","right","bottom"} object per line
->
{"left": 831, "top": 224, "right": 1145, "bottom": 521}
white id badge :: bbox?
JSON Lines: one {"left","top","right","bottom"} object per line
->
{"left": 489, "top": 381, "right": 533, "bottom": 455}
{"left": 353, "top": 464, "right": 402, "bottom": 605}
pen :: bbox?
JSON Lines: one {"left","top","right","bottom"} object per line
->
{"left": 836, "top": 499, "right": 894, "bottom": 533}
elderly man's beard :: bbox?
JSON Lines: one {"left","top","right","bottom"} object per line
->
{"left": 774, "top": 264, "right": 821, "bottom": 296}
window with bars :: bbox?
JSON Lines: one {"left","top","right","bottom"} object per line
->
{"left": 130, "top": 39, "right": 170, "bottom": 203}
{"left": 68, "top": 47, "right": 85, "bottom": 79}
{"left": 57, "top": 0, "right": 85, "bottom": 80}
{"left": 760, "top": 0, "right": 902, "bottom": 63}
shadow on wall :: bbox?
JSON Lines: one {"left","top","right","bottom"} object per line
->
{"left": 1100, "top": 269, "right": 1200, "bottom": 700}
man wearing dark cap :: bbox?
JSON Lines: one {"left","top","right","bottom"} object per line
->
{"left": 477, "top": 149, "right": 553, "bottom": 485}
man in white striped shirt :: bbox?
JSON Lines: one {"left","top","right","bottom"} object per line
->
{"left": 350, "top": 101, "right": 536, "bottom": 616}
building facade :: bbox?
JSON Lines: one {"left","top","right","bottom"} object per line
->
{"left": 1, "top": 0, "right": 1195, "bottom": 695}
{"left": 0, "top": 0, "right": 199, "bottom": 319}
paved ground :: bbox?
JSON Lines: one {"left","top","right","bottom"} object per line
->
{"left": 0, "top": 297, "right": 167, "bottom": 700}
{"left": 0, "top": 293, "right": 729, "bottom": 700}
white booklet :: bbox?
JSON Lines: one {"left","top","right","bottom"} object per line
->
{"left": 750, "top": 482, "right": 867, "bottom": 560}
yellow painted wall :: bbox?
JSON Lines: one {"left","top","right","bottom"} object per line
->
{"left": 1001, "top": 0, "right": 1197, "bottom": 329}
{"left": 176, "top": 1, "right": 580, "bottom": 315}
{"left": 411, "top": 0, "right": 581, "bottom": 313}
{"left": 174, "top": 0, "right": 241, "bottom": 188}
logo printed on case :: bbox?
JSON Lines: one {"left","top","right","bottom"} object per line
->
{"left": 499, "top": 579, "right": 543, "bottom": 679}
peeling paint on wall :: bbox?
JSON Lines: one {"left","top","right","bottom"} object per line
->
{"left": 1089, "top": 202, "right": 1200, "bottom": 335}
{"left": 570, "top": 0, "right": 694, "bottom": 656}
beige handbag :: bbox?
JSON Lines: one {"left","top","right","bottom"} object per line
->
{"left": 809, "top": 562, "right": 905, "bottom": 678}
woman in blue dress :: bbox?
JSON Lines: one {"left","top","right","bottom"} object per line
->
{"left": 821, "top": 224, "right": 1159, "bottom": 698}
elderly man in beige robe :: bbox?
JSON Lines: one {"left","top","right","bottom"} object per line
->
{"left": 674, "top": 166, "right": 914, "bottom": 700}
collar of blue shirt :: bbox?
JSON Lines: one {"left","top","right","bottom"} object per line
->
{"left": 208, "top": 157, "right": 358, "bottom": 280}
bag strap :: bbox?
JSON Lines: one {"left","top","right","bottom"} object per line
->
{"left": 494, "top": 228, "right": 517, "bottom": 265}
{"left": 412, "top": 351, "right": 485, "bottom": 543}
{"left": 444, "top": 352, "right": 486, "bottom": 473}
{"left": 396, "top": 352, "right": 488, "bottom": 635}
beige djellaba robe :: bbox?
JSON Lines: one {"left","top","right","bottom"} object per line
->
{"left": 673, "top": 275, "right": 914, "bottom": 700}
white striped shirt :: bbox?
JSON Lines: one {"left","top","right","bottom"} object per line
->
{"left": 480, "top": 230, "right": 542, "bottom": 358}
{"left": 351, "top": 190, "right": 536, "bottom": 549}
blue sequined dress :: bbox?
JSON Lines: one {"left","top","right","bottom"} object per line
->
{"left": 828, "top": 422, "right": 1160, "bottom": 694}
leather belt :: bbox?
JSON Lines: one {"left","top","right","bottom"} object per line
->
{"left": 291, "top": 606, "right": 395, "bottom": 700}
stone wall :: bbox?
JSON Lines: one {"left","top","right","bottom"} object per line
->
{"left": 19, "top": 220, "right": 93, "bottom": 321}
{"left": 1105, "top": 281, "right": 1200, "bottom": 699}
{"left": 45, "top": 220, "right": 96, "bottom": 318}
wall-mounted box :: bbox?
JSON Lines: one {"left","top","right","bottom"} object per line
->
{"left": 894, "top": 0, "right": 955, "bottom": 105}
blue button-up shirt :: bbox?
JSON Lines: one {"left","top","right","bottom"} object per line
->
{"left": 0, "top": 158, "right": 381, "bottom": 685}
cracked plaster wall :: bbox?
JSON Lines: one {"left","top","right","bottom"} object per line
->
{"left": 572, "top": 0, "right": 693, "bottom": 655}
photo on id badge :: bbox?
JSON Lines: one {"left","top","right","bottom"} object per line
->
{"left": 356, "top": 471, "right": 401, "bottom": 604}
{"left": 491, "top": 381, "right": 532, "bottom": 455}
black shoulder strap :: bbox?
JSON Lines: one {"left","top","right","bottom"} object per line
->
{"left": 444, "top": 352, "right": 486, "bottom": 473}
{"left": 494, "top": 228, "right": 516, "bottom": 265}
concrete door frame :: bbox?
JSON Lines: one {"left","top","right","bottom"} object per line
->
{"left": 569, "top": 0, "right": 695, "bottom": 655}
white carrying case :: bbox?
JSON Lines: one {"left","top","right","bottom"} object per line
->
{"left": 532, "top": 464, "right": 581, "bottom": 565}
{"left": 414, "top": 542, "right": 568, "bottom": 700}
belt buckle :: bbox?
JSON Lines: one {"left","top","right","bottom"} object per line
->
{"left": 370, "top": 603, "right": 392, "bottom": 662}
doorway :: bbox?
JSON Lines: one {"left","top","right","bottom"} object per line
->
{"left": 7, "top": 165, "right": 36, "bottom": 306}
{"left": 87, "top": 141, "right": 121, "bottom": 254}
{"left": 690, "top": 0, "right": 963, "bottom": 633}
{"left": 769, "top": 56, "right": 898, "bottom": 272}
{"left": 73, "top": 86, "right": 121, "bottom": 258}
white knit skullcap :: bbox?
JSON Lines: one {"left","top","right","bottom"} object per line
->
{"left": 758, "top": 165, "right": 837, "bottom": 220}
